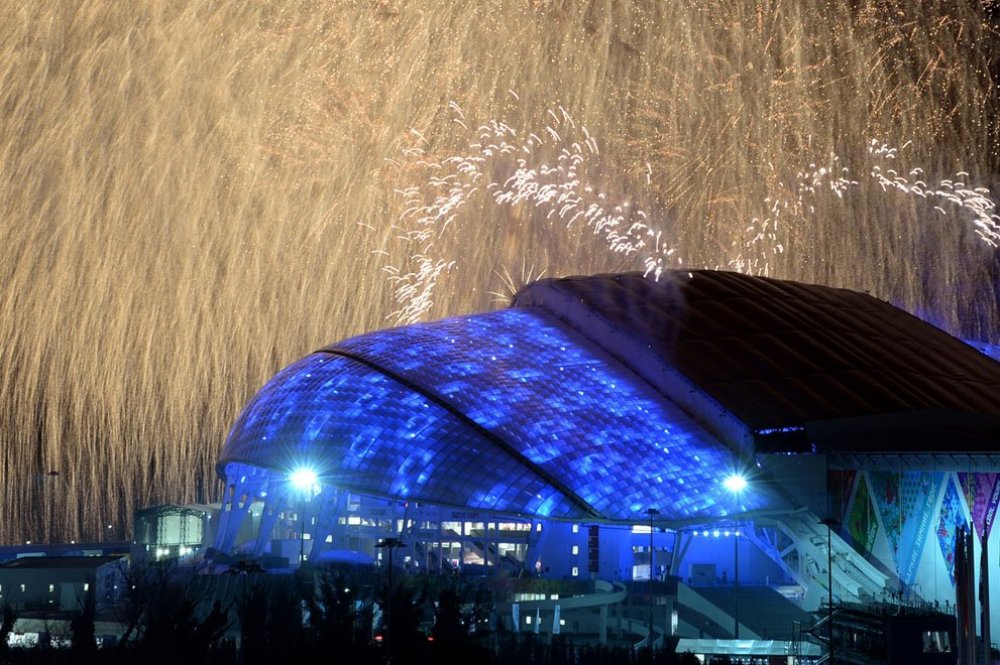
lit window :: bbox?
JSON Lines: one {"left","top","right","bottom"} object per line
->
{"left": 572, "top": 524, "right": 579, "bottom": 534}
{"left": 572, "top": 566, "right": 579, "bottom": 577}
{"left": 20, "top": 585, "right": 25, "bottom": 593}
{"left": 536, "top": 523, "right": 542, "bottom": 532}
{"left": 525, "top": 615, "right": 532, "bottom": 625}
{"left": 571, "top": 545, "right": 579, "bottom": 555}
{"left": 83, "top": 583, "right": 89, "bottom": 592}
{"left": 49, "top": 584, "right": 55, "bottom": 593}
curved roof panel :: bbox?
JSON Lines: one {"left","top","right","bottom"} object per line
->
{"left": 513, "top": 271, "right": 1000, "bottom": 436}
{"left": 220, "top": 307, "right": 772, "bottom": 522}
{"left": 218, "top": 352, "right": 583, "bottom": 518}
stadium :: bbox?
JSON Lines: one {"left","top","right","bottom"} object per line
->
{"left": 210, "top": 270, "right": 1000, "bottom": 663}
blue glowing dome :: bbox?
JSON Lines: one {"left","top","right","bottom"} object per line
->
{"left": 217, "top": 270, "right": 1000, "bottom": 523}
{"left": 217, "top": 305, "right": 759, "bottom": 522}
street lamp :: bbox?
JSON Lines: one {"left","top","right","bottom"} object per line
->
{"left": 819, "top": 517, "right": 840, "bottom": 664}
{"left": 290, "top": 467, "right": 318, "bottom": 564}
{"left": 644, "top": 507, "right": 660, "bottom": 647}
{"left": 376, "top": 537, "right": 406, "bottom": 664}
{"left": 723, "top": 472, "right": 748, "bottom": 640}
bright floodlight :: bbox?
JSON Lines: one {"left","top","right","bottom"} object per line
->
{"left": 290, "top": 467, "right": 318, "bottom": 490}
{"left": 723, "top": 473, "right": 748, "bottom": 493}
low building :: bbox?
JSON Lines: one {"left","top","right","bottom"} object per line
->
{"left": 133, "top": 504, "right": 215, "bottom": 561}
{"left": 0, "top": 555, "right": 127, "bottom": 613}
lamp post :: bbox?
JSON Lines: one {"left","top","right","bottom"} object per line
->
{"left": 734, "top": 526, "right": 740, "bottom": 639}
{"left": 820, "top": 517, "right": 840, "bottom": 664}
{"left": 376, "top": 537, "right": 406, "bottom": 664}
{"left": 644, "top": 507, "right": 660, "bottom": 647}
{"left": 724, "top": 473, "right": 748, "bottom": 640}
{"left": 289, "top": 468, "right": 318, "bottom": 565}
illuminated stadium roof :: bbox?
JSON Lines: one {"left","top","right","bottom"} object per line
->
{"left": 513, "top": 271, "right": 1000, "bottom": 451}
{"left": 217, "top": 270, "right": 1000, "bottom": 524}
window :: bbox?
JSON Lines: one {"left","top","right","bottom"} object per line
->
{"left": 572, "top": 524, "right": 579, "bottom": 533}
{"left": 571, "top": 545, "right": 579, "bottom": 555}
{"left": 632, "top": 564, "right": 652, "bottom": 581}
{"left": 513, "top": 593, "right": 547, "bottom": 602}
{"left": 499, "top": 522, "right": 530, "bottom": 532}
{"left": 572, "top": 566, "right": 579, "bottom": 577}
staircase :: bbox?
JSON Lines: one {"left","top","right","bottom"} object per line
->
{"left": 749, "top": 510, "right": 889, "bottom": 610}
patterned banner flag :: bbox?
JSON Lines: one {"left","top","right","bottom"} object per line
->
{"left": 896, "top": 471, "right": 943, "bottom": 586}
{"left": 847, "top": 473, "right": 878, "bottom": 553}
{"left": 936, "top": 475, "right": 966, "bottom": 585}
{"left": 958, "top": 473, "right": 1000, "bottom": 542}
{"left": 869, "top": 470, "right": 902, "bottom": 555}
{"left": 829, "top": 469, "right": 857, "bottom": 526}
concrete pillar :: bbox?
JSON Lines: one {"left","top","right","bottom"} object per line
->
{"left": 663, "top": 596, "right": 674, "bottom": 637}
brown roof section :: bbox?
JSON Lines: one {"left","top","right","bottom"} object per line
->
{"left": 512, "top": 271, "right": 1000, "bottom": 443}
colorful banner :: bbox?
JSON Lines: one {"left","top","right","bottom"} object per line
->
{"left": 829, "top": 469, "right": 857, "bottom": 526}
{"left": 958, "top": 473, "right": 1000, "bottom": 541}
{"left": 869, "top": 470, "right": 902, "bottom": 554}
{"left": 847, "top": 473, "right": 878, "bottom": 553}
{"left": 896, "top": 471, "right": 943, "bottom": 586}
{"left": 936, "top": 475, "right": 965, "bottom": 585}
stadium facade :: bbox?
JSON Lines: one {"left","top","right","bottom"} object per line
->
{"left": 211, "top": 270, "right": 1000, "bottom": 652}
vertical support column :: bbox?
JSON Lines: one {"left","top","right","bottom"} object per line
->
{"left": 307, "top": 487, "right": 345, "bottom": 562}
{"left": 981, "top": 535, "right": 992, "bottom": 665}
{"left": 663, "top": 595, "right": 674, "bottom": 638}
{"left": 252, "top": 484, "right": 290, "bottom": 556}
{"left": 957, "top": 525, "right": 977, "bottom": 665}
{"left": 599, "top": 603, "right": 608, "bottom": 645}
{"left": 213, "top": 465, "right": 269, "bottom": 554}
{"left": 524, "top": 519, "right": 540, "bottom": 574}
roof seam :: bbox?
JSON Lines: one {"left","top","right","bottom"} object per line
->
{"left": 318, "top": 347, "right": 602, "bottom": 520}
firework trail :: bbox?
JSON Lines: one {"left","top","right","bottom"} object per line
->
{"left": 0, "top": 2, "right": 997, "bottom": 543}
{"left": 386, "top": 100, "right": 684, "bottom": 324}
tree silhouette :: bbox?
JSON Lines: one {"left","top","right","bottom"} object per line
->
{"left": 70, "top": 588, "right": 97, "bottom": 663}
{"left": 0, "top": 602, "right": 16, "bottom": 656}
